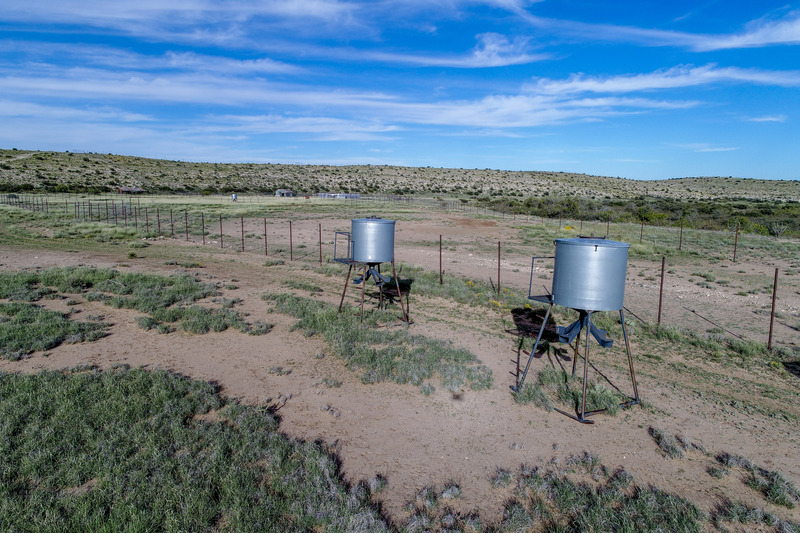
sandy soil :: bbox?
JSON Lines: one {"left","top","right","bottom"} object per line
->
{"left": 1, "top": 210, "right": 799, "bottom": 527}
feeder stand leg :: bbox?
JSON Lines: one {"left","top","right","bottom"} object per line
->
{"left": 359, "top": 265, "right": 368, "bottom": 322}
{"left": 392, "top": 260, "right": 409, "bottom": 323}
{"left": 338, "top": 263, "right": 353, "bottom": 312}
{"left": 579, "top": 312, "right": 592, "bottom": 422}
{"left": 571, "top": 330, "right": 580, "bottom": 377}
{"left": 620, "top": 309, "right": 640, "bottom": 403}
{"left": 378, "top": 264, "right": 384, "bottom": 310}
{"left": 512, "top": 303, "right": 552, "bottom": 391}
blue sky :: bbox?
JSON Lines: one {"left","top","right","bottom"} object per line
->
{"left": 1, "top": 1, "right": 799, "bottom": 180}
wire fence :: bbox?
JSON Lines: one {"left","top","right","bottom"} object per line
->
{"left": 1, "top": 192, "right": 796, "bottom": 353}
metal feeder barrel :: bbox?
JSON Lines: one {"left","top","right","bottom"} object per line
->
{"left": 351, "top": 218, "right": 395, "bottom": 264}
{"left": 551, "top": 237, "right": 630, "bottom": 312}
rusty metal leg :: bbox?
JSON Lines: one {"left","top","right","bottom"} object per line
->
{"left": 392, "top": 260, "right": 409, "bottom": 323}
{"left": 579, "top": 312, "right": 592, "bottom": 422}
{"left": 378, "top": 264, "right": 384, "bottom": 310}
{"left": 571, "top": 330, "right": 580, "bottom": 377}
{"left": 554, "top": 312, "right": 595, "bottom": 424}
{"left": 620, "top": 309, "right": 640, "bottom": 404}
{"left": 359, "top": 265, "right": 367, "bottom": 322}
{"left": 511, "top": 303, "right": 552, "bottom": 392}
{"left": 338, "top": 263, "right": 353, "bottom": 312}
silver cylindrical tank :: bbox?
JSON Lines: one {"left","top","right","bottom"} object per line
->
{"left": 551, "top": 237, "right": 630, "bottom": 311}
{"left": 351, "top": 218, "right": 395, "bottom": 264}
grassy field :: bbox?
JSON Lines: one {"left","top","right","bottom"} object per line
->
{"left": 1, "top": 161, "right": 800, "bottom": 530}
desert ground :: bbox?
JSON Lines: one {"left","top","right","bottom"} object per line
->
{"left": 1, "top": 199, "right": 799, "bottom": 529}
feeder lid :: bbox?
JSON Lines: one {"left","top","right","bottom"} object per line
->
{"left": 554, "top": 236, "right": 630, "bottom": 248}
{"left": 352, "top": 217, "right": 395, "bottom": 224}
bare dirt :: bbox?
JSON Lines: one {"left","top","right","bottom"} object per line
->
{"left": 2, "top": 209, "right": 799, "bottom": 528}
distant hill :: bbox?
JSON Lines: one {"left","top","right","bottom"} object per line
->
{"left": 2, "top": 149, "right": 799, "bottom": 236}
{"left": 2, "top": 148, "right": 798, "bottom": 202}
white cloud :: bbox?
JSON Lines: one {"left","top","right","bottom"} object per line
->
{"left": 0, "top": 99, "right": 152, "bottom": 122}
{"left": 469, "top": 33, "right": 543, "bottom": 67}
{"left": 693, "top": 11, "right": 800, "bottom": 51}
{"left": 362, "top": 32, "right": 547, "bottom": 67}
{"left": 506, "top": 7, "right": 800, "bottom": 52}
{"left": 673, "top": 143, "right": 739, "bottom": 153}
{"left": 528, "top": 64, "right": 800, "bottom": 95}
{"left": 207, "top": 114, "right": 399, "bottom": 141}
{"left": 0, "top": 42, "right": 300, "bottom": 76}
{"left": 746, "top": 114, "right": 787, "bottom": 123}
{"left": 163, "top": 52, "right": 300, "bottom": 74}
{"left": 1, "top": 0, "right": 364, "bottom": 47}
{"left": 2, "top": 0, "right": 358, "bottom": 26}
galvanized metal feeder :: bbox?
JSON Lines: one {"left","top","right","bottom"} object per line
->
{"left": 514, "top": 236, "right": 640, "bottom": 424}
{"left": 335, "top": 217, "right": 409, "bottom": 323}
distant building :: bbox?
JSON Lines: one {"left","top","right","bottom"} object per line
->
{"left": 116, "top": 186, "right": 145, "bottom": 194}
{"left": 275, "top": 189, "right": 294, "bottom": 197}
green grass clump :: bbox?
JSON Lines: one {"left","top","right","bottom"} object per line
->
{"left": 408, "top": 461, "right": 705, "bottom": 532}
{"left": 0, "top": 270, "right": 57, "bottom": 301}
{"left": 533, "top": 367, "right": 626, "bottom": 416}
{"left": 263, "top": 293, "right": 493, "bottom": 393}
{"left": 521, "top": 464, "right": 703, "bottom": 532}
{"left": 0, "top": 302, "right": 108, "bottom": 359}
{"left": 512, "top": 382, "right": 553, "bottom": 411}
{"left": 96, "top": 271, "right": 218, "bottom": 313}
{"left": 713, "top": 500, "right": 800, "bottom": 531}
{"left": 649, "top": 427, "right": 685, "bottom": 459}
{"left": 492, "top": 468, "right": 513, "bottom": 488}
{"left": 280, "top": 279, "right": 323, "bottom": 294}
{"left": 0, "top": 368, "right": 389, "bottom": 531}
{"left": 715, "top": 452, "right": 800, "bottom": 509}
{"left": 748, "top": 470, "right": 800, "bottom": 509}
{"left": 0, "top": 267, "right": 265, "bottom": 336}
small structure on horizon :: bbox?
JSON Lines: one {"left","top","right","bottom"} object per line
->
{"left": 275, "top": 189, "right": 294, "bottom": 197}
{"left": 116, "top": 186, "right": 145, "bottom": 194}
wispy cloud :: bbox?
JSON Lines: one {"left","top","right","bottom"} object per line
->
{"left": 673, "top": 143, "right": 739, "bottom": 153}
{"left": 746, "top": 114, "right": 787, "bottom": 123}
{"left": 528, "top": 64, "right": 800, "bottom": 95}
{"left": 0, "top": 42, "right": 301, "bottom": 75}
{"left": 2, "top": 0, "right": 359, "bottom": 27}
{"left": 0, "top": 99, "right": 152, "bottom": 122}
{"left": 506, "top": 6, "right": 800, "bottom": 52}
{"left": 693, "top": 11, "right": 800, "bottom": 51}
{"left": 362, "top": 33, "right": 547, "bottom": 67}
{"left": 209, "top": 114, "right": 399, "bottom": 141}
{"left": 2, "top": 0, "right": 365, "bottom": 47}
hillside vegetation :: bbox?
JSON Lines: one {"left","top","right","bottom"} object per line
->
{"left": 2, "top": 148, "right": 799, "bottom": 235}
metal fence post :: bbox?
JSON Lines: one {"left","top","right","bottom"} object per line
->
{"left": 768, "top": 268, "right": 778, "bottom": 350}
{"left": 658, "top": 256, "right": 666, "bottom": 325}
